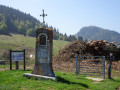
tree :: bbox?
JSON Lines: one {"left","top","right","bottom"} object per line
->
{"left": 59, "top": 36, "right": 63, "bottom": 40}
{"left": 0, "top": 23, "right": 8, "bottom": 34}
{"left": 71, "top": 35, "right": 77, "bottom": 41}
{"left": 53, "top": 33, "right": 59, "bottom": 40}
{"left": 18, "top": 25, "right": 24, "bottom": 34}
{"left": 68, "top": 35, "right": 77, "bottom": 41}
{"left": 26, "top": 29, "right": 35, "bottom": 37}
{"left": 34, "top": 26, "right": 39, "bottom": 30}
{"left": 78, "top": 36, "right": 83, "bottom": 41}
{"left": 64, "top": 36, "right": 69, "bottom": 41}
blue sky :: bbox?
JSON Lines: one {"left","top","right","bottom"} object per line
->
{"left": 0, "top": 0, "right": 120, "bottom": 35}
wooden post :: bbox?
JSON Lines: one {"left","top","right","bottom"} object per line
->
{"left": 76, "top": 54, "right": 78, "bottom": 75}
{"left": 108, "top": 60, "right": 112, "bottom": 79}
{"left": 103, "top": 56, "right": 105, "bottom": 79}
{"left": 108, "top": 54, "right": 113, "bottom": 79}
{"left": 10, "top": 49, "right": 12, "bottom": 70}
{"left": 23, "top": 49, "right": 26, "bottom": 70}
{"left": 16, "top": 61, "right": 19, "bottom": 70}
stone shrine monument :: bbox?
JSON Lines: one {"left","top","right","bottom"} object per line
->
{"left": 23, "top": 10, "right": 55, "bottom": 80}
{"left": 32, "top": 27, "right": 55, "bottom": 77}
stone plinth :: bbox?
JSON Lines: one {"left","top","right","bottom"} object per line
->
{"left": 23, "top": 73, "right": 56, "bottom": 80}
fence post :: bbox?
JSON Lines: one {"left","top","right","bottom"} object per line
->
{"left": 76, "top": 54, "right": 78, "bottom": 75}
{"left": 108, "top": 60, "right": 112, "bottom": 79}
{"left": 78, "top": 56, "right": 81, "bottom": 74}
{"left": 103, "top": 56, "right": 105, "bottom": 79}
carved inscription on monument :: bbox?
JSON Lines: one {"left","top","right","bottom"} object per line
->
{"left": 37, "top": 49, "right": 49, "bottom": 63}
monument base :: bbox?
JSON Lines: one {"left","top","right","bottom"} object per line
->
{"left": 23, "top": 73, "right": 56, "bottom": 80}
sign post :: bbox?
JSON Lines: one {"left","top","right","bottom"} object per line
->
{"left": 10, "top": 49, "right": 12, "bottom": 70}
{"left": 23, "top": 49, "right": 25, "bottom": 70}
{"left": 16, "top": 61, "right": 19, "bottom": 70}
{"left": 10, "top": 49, "right": 25, "bottom": 70}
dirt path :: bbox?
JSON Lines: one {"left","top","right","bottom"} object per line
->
{"left": 117, "top": 86, "right": 120, "bottom": 90}
{"left": 86, "top": 77, "right": 104, "bottom": 82}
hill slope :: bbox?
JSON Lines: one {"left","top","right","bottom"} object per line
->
{"left": 0, "top": 34, "right": 69, "bottom": 60}
{"left": 76, "top": 26, "right": 120, "bottom": 43}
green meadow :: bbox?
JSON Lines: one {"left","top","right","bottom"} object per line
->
{"left": 0, "top": 70, "right": 120, "bottom": 90}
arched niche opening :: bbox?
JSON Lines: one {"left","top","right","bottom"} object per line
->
{"left": 38, "top": 33, "right": 47, "bottom": 47}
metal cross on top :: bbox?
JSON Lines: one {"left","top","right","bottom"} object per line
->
{"left": 40, "top": 10, "right": 47, "bottom": 24}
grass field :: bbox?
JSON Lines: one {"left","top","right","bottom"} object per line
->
{"left": 0, "top": 70, "right": 120, "bottom": 90}
{"left": 0, "top": 34, "right": 69, "bottom": 60}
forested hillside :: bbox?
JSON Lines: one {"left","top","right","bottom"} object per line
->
{"left": 76, "top": 26, "right": 120, "bottom": 43}
{"left": 0, "top": 5, "right": 76, "bottom": 41}
{"left": 0, "top": 5, "right": 41, "bottom": 35}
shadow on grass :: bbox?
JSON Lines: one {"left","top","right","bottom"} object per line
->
{"left": 109, "top": 78, "right": 120, "bottom": 82}
{"left": 56, "top": 76, "right": 89, "bottom": 88}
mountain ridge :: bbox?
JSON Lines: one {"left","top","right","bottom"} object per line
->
{"left": 76, "top": 26, "right": 120, "bottom": 43}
